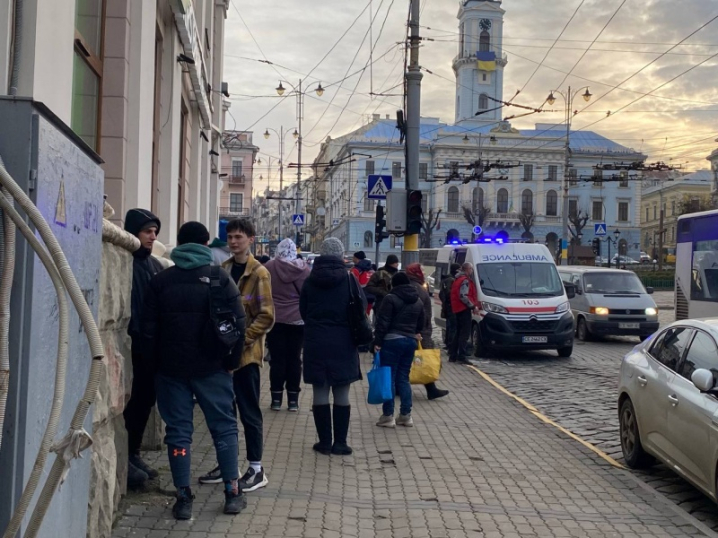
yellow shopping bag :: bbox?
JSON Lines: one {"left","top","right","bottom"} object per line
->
{"left": 409, "top": 343, "right": 442, "bottom": 385}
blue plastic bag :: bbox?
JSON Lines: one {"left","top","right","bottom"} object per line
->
{"left": 367, "top": 352, "right": 393, "bottom": 405}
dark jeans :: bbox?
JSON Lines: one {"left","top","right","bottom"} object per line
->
{"left": 445, "top": 313, "right": 457, "bottom": 350}
{"left": 156, "top": 371, "right": 238, "bottom": 488}
{"left": 449, "top": 309, "right": 472, "bottom": 361}
{"left": 233, "top": 363, "right": 263, "bottom": 462}
{"left": 266, "top": 323, "right": 304, "bottom": 393}
{"left": 123, "top": 349, "right": 156, "bottom": 456}
{"left": 380, "top": 337, "right": 418, "bottom": 416}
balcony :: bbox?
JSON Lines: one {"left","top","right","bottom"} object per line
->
{"left": 228, "top": 175, "right": 246, "bottom": 184}
{"left": 219, "top": 207, "right": 250, "bottom": 219}
{"left": 488, "top": 212, "right": 521, "bottom": 222}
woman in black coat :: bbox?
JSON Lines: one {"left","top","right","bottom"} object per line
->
{"left": 300, "top": 238, "right": 365, "bottom": 456}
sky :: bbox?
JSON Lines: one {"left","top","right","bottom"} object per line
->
{"left": 222, "top": 0, "right": 718, "bottom": 191}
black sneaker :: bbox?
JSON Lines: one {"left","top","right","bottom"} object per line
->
{"left": 223, "top": 482, "right": 247, "bottom": 515}
{"left": 239, "top": 467, "right": 268, "bottom": 492}
{"left": 198, "top": 465, "right": 222, "bottom": 484}
{"left": 129, "top": 454, "right": 158, "bottom": 479}
{"left": 172, "top": 488, "right": 194, "bottom": 520}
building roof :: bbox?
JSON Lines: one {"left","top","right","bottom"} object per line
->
{"left": 642, "top": 170, "right": 713, "bottom": 196}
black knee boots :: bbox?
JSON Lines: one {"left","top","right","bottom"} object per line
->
{"left": 312, "top": 404, "right": 332, "bottom": 455}
{"left": 331, "top": 405, "right": 352, "bottom": 455}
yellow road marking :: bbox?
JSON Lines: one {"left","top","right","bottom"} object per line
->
{"left": 467, "top": 364, "right": 625, "bottom": 470}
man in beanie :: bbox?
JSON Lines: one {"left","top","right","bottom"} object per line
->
{"left": 122, "top": 208, "right": 164, "bottom": 488}
{"left": 200, "top": 218, "right": 275, "bottom": 493}
{"left": 142, "top": 221, "right": 246, "bottom": 519}
{"left": 366, "top": 254, "right": 400, "bottom": 318}
{"left": 350, "top": 250, "right": 374, "bottom": 316}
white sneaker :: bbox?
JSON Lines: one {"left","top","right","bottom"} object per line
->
{"left": 396, "top": 414, "right": 414, "bottom": 427}
{"left": 376, "top": 414, "right": 395, "bottom": 428}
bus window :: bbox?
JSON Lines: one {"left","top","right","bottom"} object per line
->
{"left": 692, "top": 242, "right": 718, "bottom": 302}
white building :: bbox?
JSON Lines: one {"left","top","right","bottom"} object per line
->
{"left": 1, "top": 0, "right": 231, "bottom": 244}
{"left": 306, "top": 0, "right": 645, "bottom": 260}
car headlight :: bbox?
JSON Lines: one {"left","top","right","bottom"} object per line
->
{"left": 591, "top": 306, "right": 609, "bottom": 315}
{"left": 483, "top": 302, "right": 509, "bottom": 314}
{"left": 555, "top": 301, "right": 570, "bottom": 314}
{"left": 645, "top": 307, "right": 658, "bottom": 316}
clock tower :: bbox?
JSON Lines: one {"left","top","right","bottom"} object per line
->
{"left": 453, "top": 0, "right": 507, "bottom": 124}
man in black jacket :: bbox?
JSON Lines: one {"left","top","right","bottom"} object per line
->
{"left": 142, "top": 222, "right": 247, "bottom": 520}
{"left": 122, "top": 208, "right": 164, "bottom": 488}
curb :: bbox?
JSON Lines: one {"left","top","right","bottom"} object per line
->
{"left": 465, "top": 362, "right": 718, "bottom": 538}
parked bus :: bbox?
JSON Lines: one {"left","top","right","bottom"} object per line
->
{"left": 675, "top": 209, "right": 718, "bottom": 320}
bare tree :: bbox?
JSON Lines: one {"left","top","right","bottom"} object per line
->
{"left": 677, "top": 194, "right": 714, "bottom": 216}
{"left": 519, "top": 212, "right": 535, "bottom": 240}
{"left": 462, "top": 206, "right": 476, "bottom": 227}
{"left": 568, "top": 209, "right": 589, "bottom": 241}
{"left": 420, "top": 208, "right": 441, "bottom": 248}
{"left": 476, "top": 205, "right": 492, "bottom": 228}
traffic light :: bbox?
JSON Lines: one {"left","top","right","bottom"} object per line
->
{"left": 406, "top": 190, "right": 423, "bottom": 235}
{"left": 592, "top": 238, "right": 601, "bottom": 256}
{"left": 374, "top": 204, "right": 389, "bottom": 243}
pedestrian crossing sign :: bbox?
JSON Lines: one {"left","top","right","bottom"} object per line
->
{"left": 368, "top": 175, "right": 392, "bottom": 199}
{"left": 594, "top": 223, "right": 607, "bottom": 236}
{"left": 292, "top": 214, "right": 304, "bottom": 226}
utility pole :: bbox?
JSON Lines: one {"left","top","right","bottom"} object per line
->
{"left": 279, "top": 128, "right": 284, "bottom": 240}
{"left": 658, "top": 207, "right": 665, "bottom": 271}
{"left": 560, "top": 87, "right": 572, "bottom": 266}
{"left": 296, "top": 79, "right": 302, "bottom": 247}
{"left": 402, "top": 0, "right": 423, "bottom": 267}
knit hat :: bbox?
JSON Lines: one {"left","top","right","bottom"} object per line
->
{"left": 406, "top": 263, "right": 425, "bottom": 284}
{"left": 177, "top": 221, "right": 210, "bottom": 245}
{"left": 320, "top": 237, "right": 345, "bottom": 259}
{"left": 353, "top": 251, "right": 366, "bottom": 260}
{"left": 385, "top": 254, "right": 400, "bottom": 266}
{"left": 391, "top": 272, "right": 411, "bottom": 287}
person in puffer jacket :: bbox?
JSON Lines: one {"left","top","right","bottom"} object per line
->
{"left": 373, "top": 272, "right": 425, "bottom": 428}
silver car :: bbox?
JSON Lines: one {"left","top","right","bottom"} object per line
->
{"left": 618, "top": 318, "right": 718, "bottom": 503}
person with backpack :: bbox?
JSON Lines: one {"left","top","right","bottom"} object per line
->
{"left": 439, "top": 263, "right": 461, "bottom": 351}
{"left": 142, "top": 222, "right": 246, "bottom": 519}
{"left": 365, "top": 254, "right": 399, "bottom": 318}
{"left": 374, "top": 272, "right": 424, "bottom": 428}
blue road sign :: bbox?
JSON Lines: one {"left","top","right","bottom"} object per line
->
{"left": 367, "top": 175, "right": 392, "bottom": 199}
{"left": 594, "top": 223, "right": 607, "bottom": 236}
{"left": 473, "top": 225, "right": 482, "bottom": 235}
{"left": 292, "top": 214, "right": 305, "bottom": 226}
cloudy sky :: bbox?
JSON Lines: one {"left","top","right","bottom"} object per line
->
{"left": 222, "top": 0, "right": 718, "bottom": 190}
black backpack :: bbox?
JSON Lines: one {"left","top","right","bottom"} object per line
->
{"left": 209, "top": 266, "right": 242, "bottom": 355}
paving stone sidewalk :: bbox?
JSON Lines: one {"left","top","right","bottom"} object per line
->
{"left": 112, "top": 353, "right": 713, "bottom": 538}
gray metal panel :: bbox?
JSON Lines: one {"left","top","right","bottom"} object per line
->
{"left": 0, "top": 98, "right": 103, "bottom": 538}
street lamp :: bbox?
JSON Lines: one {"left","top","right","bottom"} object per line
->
{"left": 605, "top": 228, "right": 621, "bottom": 268}
{"left": 546, "top": 85, "right": 592, "bottom": 265}
{"left": 264, "top": 126, "right": 297, "bottom": 240}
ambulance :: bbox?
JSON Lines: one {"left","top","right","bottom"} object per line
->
{"left": 435, "top": 240, "right": 576, "bottom": 357}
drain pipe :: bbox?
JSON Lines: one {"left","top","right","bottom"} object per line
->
{"left": 0, "top": 189, "right": 68, "bottom": 538}
{"left": 8, "top": 0, "right": 24, "bottom": 95}
{"left": 0, "top": 159, "right": 16, "bottom": 455}
{"left": 0, "top": 159, "right": 104, "bottom": 538}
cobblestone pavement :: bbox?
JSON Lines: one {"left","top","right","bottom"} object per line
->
{"left": 462, "top": 291, "right": 718, "bottom": 531}
{"left": 113, "top": 329, "right": 715, "bottom": 537}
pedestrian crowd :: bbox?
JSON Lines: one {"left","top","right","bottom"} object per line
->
{"left": 121, "top": 209, "right": 476, "bottom": 521}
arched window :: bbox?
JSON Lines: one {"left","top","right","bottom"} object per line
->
{"left": 546, "top": 190, "right": 558, "bottom": 216}
{"left": 479, "top": 30, "right": 490, "bottom": 52}
{"left": 364, "top": 231, "right": 373, "bottom": 248}
{"left": 478, "top": 93, "right": 489, "bottom": 110}
{"left": 497, "top": 188, "right": 508, "bottom": 213}
{"left": 460, "top": 23, "right": 465, "bottom": 55}
{"left": 618, "top": 238, "right": 628, "bottom": 256}
{"left": 521, "top": 189, "right": 533, "bottom": 215}
{"left": 447, "top": 186, "right": 459, "bottom": 213}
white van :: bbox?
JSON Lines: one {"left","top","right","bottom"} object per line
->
{"left": 435, "top": 242, "right": 576, "bottom": 357}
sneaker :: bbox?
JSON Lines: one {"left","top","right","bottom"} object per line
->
{"left": 239, "top": 467, "right": 268, "bottom": 492}
{"left": 396, "top": 414, "right": 414, "bottom": 427}
{"left": 376, "top": 414, "right": 395, "bottom": 428}
{"left": 129, "top": 454, "right": 158, "bottom": 479}
{"left": 172, "top": 488, "right": 194, "bottom": 520}
{"left": 198, "top": 465, "right": 222, "bottom": 485}
{"left": 287, "top": 391, "right": 300, "bottom": 412}
{"left": 223, "top": 481, "right": 247, "bottom": 515}
{"left": 270, "top": 391, "right": 283, "bottom": 411}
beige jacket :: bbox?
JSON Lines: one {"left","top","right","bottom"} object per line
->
{"left": 222, "top": 253, "right": 275, "bottom": 368}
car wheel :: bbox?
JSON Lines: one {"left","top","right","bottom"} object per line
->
{"left": 577, "top": 318, "right": 591, "bottom": 342}
{"left": 471, "top": 323, "right": 485, "bottom": 358}
{"left": 620, "top": 398, "right": 653, "bottom": 468}
{"left": 557, "top": 346, "right": 572, "bottom": 358}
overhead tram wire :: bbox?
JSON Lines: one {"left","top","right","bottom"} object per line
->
{"left": 229, "top": 1, "right": 287, "bottom": 81}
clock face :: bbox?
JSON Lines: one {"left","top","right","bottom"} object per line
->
{"left": 480, "top": 18, "right": 492, "bottom": 31}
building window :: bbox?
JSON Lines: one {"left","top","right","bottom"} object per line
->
{"left": 364, "top": 231, "right": 373, "bottom": 248}
{"left": 231, "top": 160, "right": 243, "bottom": 180}
{"left": 497, "top": 188, "right": 509, "bottom": 213}
{"left": 447, "top": 186, "right": 459, "bottom": 213}
{"left": 419, "top": 162, "right": 428, "bottom": 180}
{"left": 645, "top": 232, "right": 650, "bottom": 248}
{"left": 421, "top": 196, "right": 427, "bottom": 213}
{"left": 618, "top": 202, "right": 629, "bottom": 222}
{"left": 645, "top": 206, "right": 649, "bottom": 222}
{"left": 363, "top": 195, "right": 375, "bottom": 212}
{"left": 671, "top": 200, "right": 676, "bottom": 215}
{"left": 592, "top": 169, "right": 602, "bottom": 186}
{"left": 481, "top": 73, "right": 488, "bottom": 82}
{"left": 72, "top": 0, "right": 105, "bottom": 151}
{"left": 592, "top": 200, "right": 603, "bottom": 221}
{"left": 653, "top": 205, "right": 657, "bottom": 220}
{"left": 472, "top": 187, "right": 485, "bottom": 212}
{"left": 230, "top": 193, "right": 243, "bottom": 212}
{"left": 569, "top": 199, "right": 578, "bottom": 218}
{"left": 478, "top": 93, "right": 489, "bottom": 110}
{"left": 546, "top": 190, "right": 558, "bottom": 216}
{"left": 619, "top": 171, "right": 629, "bottom": 187}
{"left": 523, "top": 164, "right": 533, "bottom": 181}
{"left": 479, "top": 30, "right": 490, "bottom": 52}
{"left": 392, "top": 161, "right": 402, "bottom": 179}
{"left": 548, "top": 165, "right": 558, "bottom": 181}
{"left": 569, "top": 168, "right": 578, "bottom": 186}
{"left": 671, "top": 226, "right": 675, "bottom": 241}
{"left": 521, "top": 189, "right": 533, "bottom": 215}
{"left": 366, "top": 160, "right": 375, "bottom": 176}
{"left": 459, "top": 23, "right": 465, "bottom": 55}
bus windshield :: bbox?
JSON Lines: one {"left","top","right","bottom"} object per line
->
{"left": 583, "top": 273, "right": 645, "bottom": 294}
{"left": 477, "top": 262, "right": 564, "bottom": 298}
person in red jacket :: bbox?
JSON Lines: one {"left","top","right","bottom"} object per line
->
{"left": 350, "top": 251, "right": 374, "bottom": 315}
{"left": 449, "top": 262, "right": 480, "bottom": 364}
